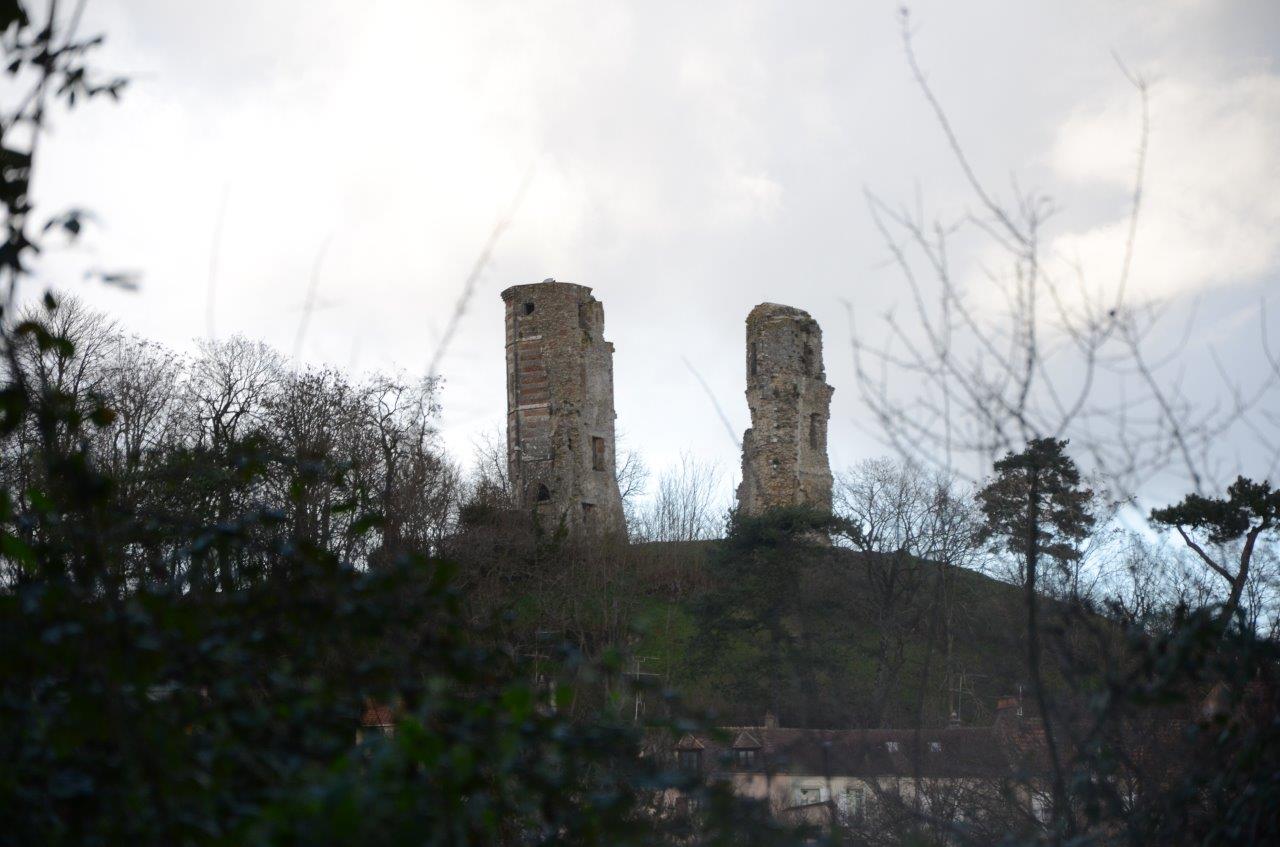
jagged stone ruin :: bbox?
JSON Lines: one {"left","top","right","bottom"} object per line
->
{"left": 736, "top": 303, "right": 834, "bottom": 515}
{"left": 502, "top": 280, "right": 626, "bottom": 536}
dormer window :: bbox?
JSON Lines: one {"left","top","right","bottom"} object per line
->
{"left": 730, "top": 729, "right": 763, "bottom": 767}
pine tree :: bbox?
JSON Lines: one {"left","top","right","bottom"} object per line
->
{"left": 976, "top": 437, "right": 1094, "bottom": 837}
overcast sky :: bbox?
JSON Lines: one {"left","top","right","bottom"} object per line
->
{"left": 31, "top": 0, "right": 1280, "bottom": 502}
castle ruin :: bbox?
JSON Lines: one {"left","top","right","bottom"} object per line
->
{"left": 502, "top": 281, "right": 626, "bottom": 535}
{"left": 736, "top": 303, "right": 834, "bottom": 515}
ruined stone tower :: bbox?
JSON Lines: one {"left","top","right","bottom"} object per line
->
{"left": 502, "top": 281, "right": 626, "bottom": 535}
{"left": 736, "top": 303, "right": 834, "bottom": 515}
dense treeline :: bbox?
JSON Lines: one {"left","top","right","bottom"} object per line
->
{"left": 1, "top": 299, "right": 458, "bottom": 590}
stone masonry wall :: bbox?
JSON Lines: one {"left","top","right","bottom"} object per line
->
{"left": 736, "top": 303, "right": 834, "bottom": 515}
{"left": 502, "top": 281, "right": 626, "bottom": 536}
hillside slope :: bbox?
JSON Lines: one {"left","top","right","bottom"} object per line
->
{"left": 627, "top": 541, "right": 1042, "bottom": 729}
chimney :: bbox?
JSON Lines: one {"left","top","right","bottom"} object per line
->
{"left": 763, "top": 711, "right": 778, "bottom": 729}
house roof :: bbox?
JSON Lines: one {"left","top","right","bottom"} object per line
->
{"left": 360, "top": 701, "right": 396, "bottom": 728}
{"left": 671, "top": 725, "right": 1029, "bottom": 779}
{"left": 675, "top": 733, "right": 706, "bottom": 751}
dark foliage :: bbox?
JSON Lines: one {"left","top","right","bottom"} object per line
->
{"left": 693, "top": 507, "right": 855, "bottom": 728}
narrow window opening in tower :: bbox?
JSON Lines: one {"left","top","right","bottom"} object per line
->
{"left": 582, "top": 502, "right": 596, "bottom": 519}
{"left": 809, "top": 413, "right": 820, "bottom": 450}
{"left": 591, "top": 436, "right": 606, "bottom": 471}
{"left": 523, "top": 302, "right": 535, "bottom": 316}
{"left": 536, "top": 483, "right": 550, "bottom": 501}
{"left": 801, "top": 340, "right": 813, "bottom": 376}
{"left": 750, "top": 342, "right": 758, "bottom": 376}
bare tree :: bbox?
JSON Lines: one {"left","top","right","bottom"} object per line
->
{"left": 184, "top": 335, "right": 283, "bottom": 451}
{"left": 834, "top": 458, "right": 980, "bottom": 725}
{"left": 94, "top": 335, "right": 185, "bottom": 485}
{"left": 360, "top": 374, "right": 455, "bottom": 563}
{"left": 852, "top": 10, "right": 1278, "bottom": 503}
{"left": 261, "top": 367, "right": 364, "bottom": 558}
{"left": 633, "top": 453, "right": 726, "bottom": 544}
{"left": 614, "top": 434, "right": 650, "bottom": 532}
{"left": 459, "top": 424, "right": 517, "bottom": 525}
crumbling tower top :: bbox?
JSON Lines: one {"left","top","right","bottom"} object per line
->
{"left": 736, "top": 302, "right": 834, "bottom": 515}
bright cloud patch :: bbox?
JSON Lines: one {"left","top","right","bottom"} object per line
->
{"left": 1050, "top": 72, "right": 1280, "bottom": 302}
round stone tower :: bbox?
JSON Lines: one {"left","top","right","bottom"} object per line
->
{"left": 502, "top": 281, "right": 626, "bottom": 536}
{"left": 736, "top": 302, "right": 834, "bottom": 515}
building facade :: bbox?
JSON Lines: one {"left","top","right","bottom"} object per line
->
{"left": 660, "top": 702, "right": 1053, "bottom": 839}
{"left": 502, "top": 280, "right": 626, "bottom": 535}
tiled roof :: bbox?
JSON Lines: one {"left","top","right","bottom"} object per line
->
{"left": 675, "top": 733, "right": 706, "bottom": 751}
{"left": 678, "top": 725, "right": 1027, "bottom": 779}
{"left": 360, "top": 701, "right": 396, "bottom": 728}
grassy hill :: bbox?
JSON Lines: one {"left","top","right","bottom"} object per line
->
{"left": 624, "top": 540, "right": 1039, "bottom": 730}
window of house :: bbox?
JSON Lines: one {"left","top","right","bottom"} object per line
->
{"left": 929, "top": 741, "right": 942, "bottom": 753}
{"left": 591, "top": 436, "right": 606, "bottom": 471}
{"left": 734, "top": 748, "right": 757, "bottom": 769}
{"left": 808, "top": 413, "right": 820, "bottom": 449}
{"left": 677, "top": 749, "right": 701, "bottom": 774}
{"left": 794, "top": 785, "right": 823, "bottom": 806}
{"left": 842, "top": 786, "right": 867, "bottom": 820}
{"left": 536, "top": 484, "right": 550, "bottom": 502}
{"left": 523, "top": 302, "right": 535, "bottom": 315}
{"left": 886, "top": 741, "right": 900, "bottom": 753}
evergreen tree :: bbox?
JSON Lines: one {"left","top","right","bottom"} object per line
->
{"left": 1151, "top": 477, "right": 1280, "bottom": 627}
{"left": 976, "top": 437, "right": 1094, "bottom": 837}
